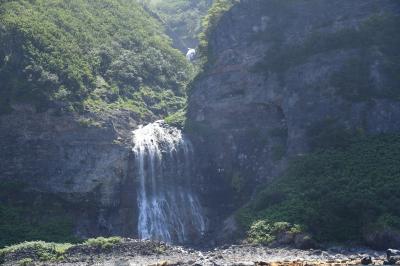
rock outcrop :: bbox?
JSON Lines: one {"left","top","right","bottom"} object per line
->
{"left": 187, "top": 0, "right": 400, "bottom": 236}
{"left": 0, "top": 107, "right": 143, "bottom": 238}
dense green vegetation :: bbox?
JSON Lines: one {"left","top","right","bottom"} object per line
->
{"left": 238, "top": 134, "right": 400, "bottom": 244}
{"left": 247, "top": 220, "right": 303, "bottom": 245}
{"left": 0, "top": 237, "right": 122, "bottom": 264}
{"left": 0, "top": 0, "right": 190, "bottom": 117}
{"left": 83, "top": 236, "right": 122, "bottom": 249}
{"left": 164, "top": 107, "right": 187, "bottom": 128}
{"left": 0, "top": 181, "right": 79, "bottom": 248}
{"left": 0, "top": 241, "right": 73, "bottom": 263}
{"left": 143, "top": 0, "right": 213, "bottom": 51}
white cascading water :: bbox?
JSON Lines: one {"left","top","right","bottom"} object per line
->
{"left": 132, "top": 120, "right": 206, "bottom": 244}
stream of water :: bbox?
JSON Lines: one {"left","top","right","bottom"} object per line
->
{"left": 132, "top": 120, "right": 206, "bottom": 244}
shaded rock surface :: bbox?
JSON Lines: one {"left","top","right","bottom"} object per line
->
{"left": 187, "top": 0, "right": 400, "bottom": 242}
{"left": 0, "top": 107, "right": 144, "bottom": 238}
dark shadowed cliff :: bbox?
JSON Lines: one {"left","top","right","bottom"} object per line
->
{"left": 187, "top": 0, "right": 400, "bottom": 248}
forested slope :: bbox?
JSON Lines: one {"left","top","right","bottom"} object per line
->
{"left": 0, "top": 0, "right": 189, "bottom": 118}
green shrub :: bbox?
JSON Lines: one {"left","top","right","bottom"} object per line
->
{"left": 155, "top": 244, "right": 167, "bottom": 254}
{"left": 0, "top": 237, "right": 125, "bottom": 263}
{"left": 78, "top": 118, "right": 103, "bottom": 128}
{"left": 17, "top": 258, "right": 34, "bottom": 266}
{"left": 164, "top": 108, "right": 187, "bottom": 128}
{"left": 85, "top": 85, "right": 186, "bottom": 118}
{"left": 248, "top": 220, "right": 276, "bottom": 244}
{"left": 83, "top": 237, "right": 122, "bottom": 249}
{"left": 0, "top": 241, "right": 72, "bottom": 262}
{"left": 247, "top": 220, "right": 302, "bottom": 245}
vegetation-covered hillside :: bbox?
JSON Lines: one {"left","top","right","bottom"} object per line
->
{"left": 238, "top": 134, "right": 400, "bottom": 248}
{"left": 0, "top": 0, "right": 189, "bottom": 118}
{"left": 144, "top": 0, "right": 213, "bottom": 51}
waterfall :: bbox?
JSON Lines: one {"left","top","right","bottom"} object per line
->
{"left": 132, "top": 120, "right": 206, "bottom": 244}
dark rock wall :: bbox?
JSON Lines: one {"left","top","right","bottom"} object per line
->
{"left": 0, "top": 107, "right": 141, "bottom": 238}
{"left": 187, "top": 0, "right": 400, "bottom": 233}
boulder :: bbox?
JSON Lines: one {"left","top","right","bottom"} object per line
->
{"left": 388, "top": 249, "right": 400, "bottom": 259}
{"left": 361, "top": 256, "right": 373, "bottom": 265}
{"left": 294, "top": 234, "right": 317, "bottom": 250}
{"left": 388, "top": 256, "right": 400, "bottom": 265}
{"left": 384, "top": 250, "right": 400, "bottom": 265}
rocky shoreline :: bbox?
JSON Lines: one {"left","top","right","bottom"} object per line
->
{"left": 2, "top": 239, "right": 399, "bottom": 266}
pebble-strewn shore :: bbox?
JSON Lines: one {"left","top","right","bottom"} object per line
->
{"left": 2, "top": 239, "right": 399, "bottom": 266}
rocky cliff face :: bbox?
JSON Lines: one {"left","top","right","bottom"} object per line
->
{"left": 187, "top": 0, "right": 400, "bottom": 235}
{"left": 2, "top": 0, "right": 400, "bottom": 247}
{"left": 0, "top": 107, "right": 144, "bottom": 239}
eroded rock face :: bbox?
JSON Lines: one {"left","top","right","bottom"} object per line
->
{"left": 187, "top": 0, "right": 400, "bottom": 232}
{"left": 0, "top": 107, "right": 143, "bottom": 238}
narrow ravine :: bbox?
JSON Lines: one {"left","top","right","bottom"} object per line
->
{"left": 132, "top": 120, "right": 206, "bottom": 244}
